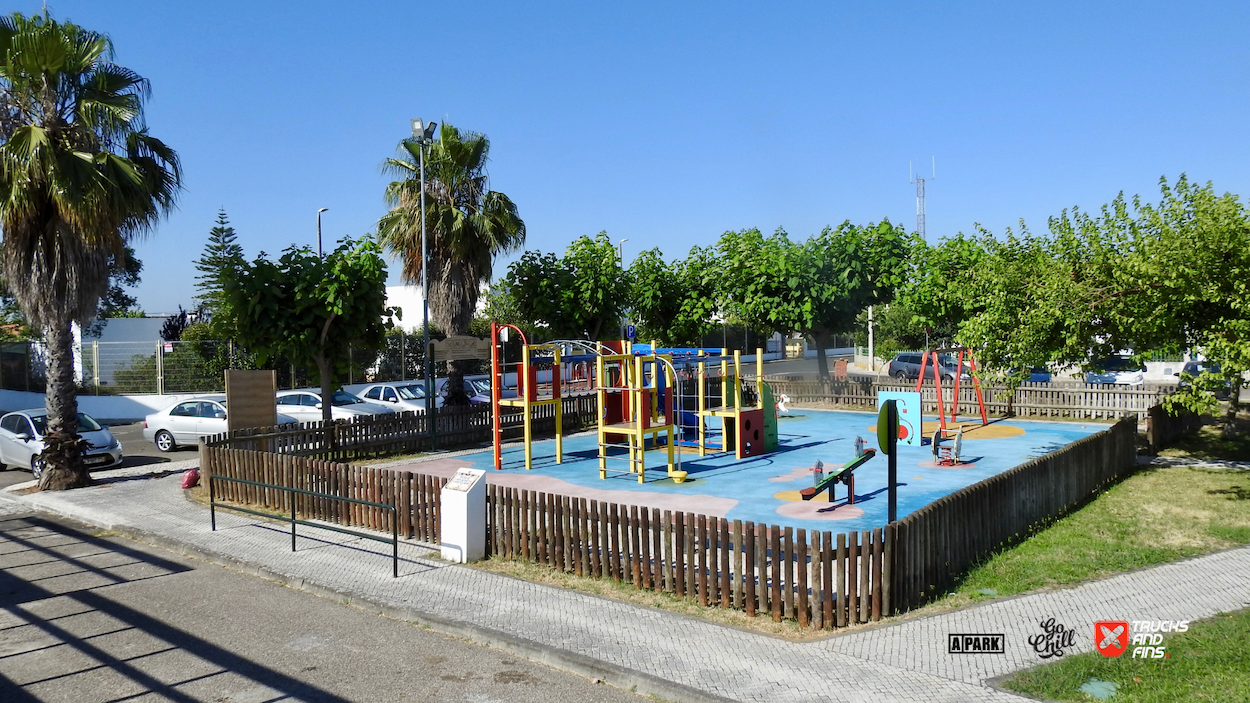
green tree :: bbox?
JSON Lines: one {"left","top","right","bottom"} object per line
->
{"left": 193, "top": 209, "right": 244, "bottom": 336}
{"left": 718, "top": 222, "right": 914, "bottom": 379}
{"left": 500, "top": 232, "right": 630, "bottom": 340}
{"left": 0, "top": 13, "right": 181, "bottom": 489}
{"left": 628, "top": 245, "right": 720, "bottom": 346}
{"left": 377, "top": 123, "right": 525, "bottom": 404}
{"left": 223, "top": 237, "right": 390, "bottom": 423}
{"left": 97, "top": 246, "right": 144, "bottom": 317}
{"left": 896, "top": 233, "right": 986, "bottom": 349}
{"left": 940, "top": 176, "right": 1249, "bottom": 432}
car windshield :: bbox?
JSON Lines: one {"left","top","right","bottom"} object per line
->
{"left": 1097, "top": 357, "right": 1142, "bottom": 372}
{"left": 30, "top": 413, "right": 102, "bottom": 435}
{"left": 396, "top": 385, "right": 427, "bottom": 400}
{"left": 468, "top": 379, "right": 492, "bottom": 396}
{"left": 331, "top": 390, "right": 365, "bottom": 406}
{"left": 1188, "top": 362, "right": 1220, "bottom": 374}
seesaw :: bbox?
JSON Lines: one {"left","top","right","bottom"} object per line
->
{"left": 799, "top": 439, "right": 877, "bottom": 504}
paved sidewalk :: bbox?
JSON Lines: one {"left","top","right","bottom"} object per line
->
{"left": 3, "top": 475, "right": 1248, "bottom": 703}
{"left": 1138, "top": 455, "right": 1250, "bottom": 470}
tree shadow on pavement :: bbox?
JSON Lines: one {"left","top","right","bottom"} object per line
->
{"left": 0, "top": 514, "right": 354, "bottom": 702}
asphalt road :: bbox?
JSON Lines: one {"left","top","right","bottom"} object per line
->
{"left": 0, "top": 507, "right": 646, "bottom": 703}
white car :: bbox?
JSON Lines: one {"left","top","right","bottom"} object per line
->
{"left": 275, "top": 389, "right": 395, "bottom": 423}
{"left": 1085, "top": 356, "right": 1146, "bottom": 386}
{"left": 0, "top": 409, "right": 122, "bottom": 478}
{"left": 144, "top": 395, "right": 298, "bottom": 452}
{"left": 360, "top": 382, "right": 444, "bottom": 413}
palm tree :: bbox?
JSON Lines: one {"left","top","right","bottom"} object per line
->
{"left": 0, "top": 13, "right": 181, "bottom": 489}
{"left": 378, "top": 123, "right": 524, "bottom": 404}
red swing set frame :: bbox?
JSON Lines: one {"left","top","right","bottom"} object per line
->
{"left": 914, "top": 348, "right": 989, "bottom": 431}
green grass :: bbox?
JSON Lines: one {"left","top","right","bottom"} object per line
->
{"left": 1004, "top": 609, "right": 1250, "bottom": 702}
{"left": 925, "top": 464, "right": 1250, "bottom": 610}
{"left": 1157, "top": 414, "right": 1250, "bottom": 462}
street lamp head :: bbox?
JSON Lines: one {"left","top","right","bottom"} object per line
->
{"left": 412, "top": 119, "right": 438, "bottom": 143}
{"left": 318, "top": 207, "right": 329, "bottom": 214}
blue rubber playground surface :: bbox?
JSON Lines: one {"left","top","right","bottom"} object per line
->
{"left": 449, "top": 409, "right": 1105, "bottom": 534}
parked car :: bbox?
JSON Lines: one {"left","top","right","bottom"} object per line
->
{"left": 1007, "top": 366, "right": 1052, "bottom": 383}
{"left": 1176, "top": 360, "right": 1231, "bottom": 399}
{"left": 1085, "top": 356, "right": 1146, "bottom": 386}
{"left": 437, "top": 376, "right": 495, "bottom": 404}
{"left": 360, "top": 382, "right": 445, "bottom": 412}
{"left": 275, "top": 389, "right": 396, "bottom": 423}
{"left": 886, "top": 352, "right": 970, "bottom": 382}
{"left": 0, "top": 409, "right": 122, "bottom": 478}
{"left": 144, "top": 395, "right": 299, "bottom": 452}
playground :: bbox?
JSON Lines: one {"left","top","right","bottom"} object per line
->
{"left": 389, "top": 336, "right": 1105, "bottom": 533}
{"left": 419, "top": 374, "right": 1102, "bottom": 534}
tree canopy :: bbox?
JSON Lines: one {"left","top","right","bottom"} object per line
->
{"left": 717, "top": 222, "right": 914, "bottom": 377}
{"left": 628, "top": 245, "right": 720, "bottom": 346}
{"left": 194, "top": 209, "right": 244, "bottom": 336}
{"left": 377, "top": 122, "right": 525, "bottom": 404}
{"left": 497, "top": 231, "right": 629, "bottom": 341}
{"left": 223, "top": 237, "right": 391, "bottom": 423}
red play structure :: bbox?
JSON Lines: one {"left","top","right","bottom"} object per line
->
{"left": 913, "top": 348, "right": 988, "bottom": 431}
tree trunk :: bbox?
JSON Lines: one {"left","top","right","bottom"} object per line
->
{"left": 39, "top": 323, "right": 90, "bottom": 491}
{"left": 813, "top": 333, "right": 831, "bottom": 381}
{"left": 314, "top": 352, "right": 334, "bottom": 423}
{"left": 444, "top": 358, "right": 472, "bottom": 406}
{"left": 1223, "top": 378, "right": 1243, "bottom": 439}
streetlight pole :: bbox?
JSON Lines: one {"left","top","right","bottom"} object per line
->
{"left": 617, "top": 238, "right": 628, "bottom": 340}
{"left": 411, "top": 119, "right": 438, "bottom": 429}
{"left": 316, "top": 207, "right": 329, "bottom": 257}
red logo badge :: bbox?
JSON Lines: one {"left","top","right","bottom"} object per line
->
{"left": 1095, "top": 621, "right": 1129, "bottom": 658}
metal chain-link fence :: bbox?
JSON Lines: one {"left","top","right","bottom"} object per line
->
{"left": 3, "top": 331, "right": 503, "bottom": 395}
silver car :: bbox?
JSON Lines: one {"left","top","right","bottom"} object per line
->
{"left": 144, "top": 395, "right": 298, "bottom": 452}
{"left": 360, "top": 382, "right": 444, "bottom": 413}
{"left": 0, "top": 409, "right": 123, "bottom": 479}
{"left": 275, "top": 389, "right": 395, "bottom": 424}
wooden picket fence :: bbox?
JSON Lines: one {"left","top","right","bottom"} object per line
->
{"left": 202, "top": 445, "right": 446, "bottom": 543}
{"left": 763, "top": 377, "right": 1174, "bottom": 420}
{"left": 200, "top": 401, "right": 1144, "bottom": 628}
{"left": 1145, "top": 403, "right": 1203, "bottom": 451}
{"left": 198, "top": 444, "right": 894, "bottom": 630}
{"left": 890, "top": 415, "right": 1139, "bottom": 610}
{"left": 483, "top": 485, "right": 892, "bottom": 629}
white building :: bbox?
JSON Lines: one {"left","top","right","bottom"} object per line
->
{"left": 385, "top": 285, "right": 428, "bottom": 332}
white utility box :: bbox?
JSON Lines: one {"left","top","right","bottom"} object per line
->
{"left": 440, "top": 468, "right": 487, "bottom": 563}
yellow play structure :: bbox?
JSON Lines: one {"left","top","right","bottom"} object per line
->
{"left": 489, "top": 328, "right": 779, "bottom": 484}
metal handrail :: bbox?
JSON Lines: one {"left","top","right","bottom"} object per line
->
{"left": 209, "top": 474, "right": 399, "bottom": 578}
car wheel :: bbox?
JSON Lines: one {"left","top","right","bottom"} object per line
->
{"left": 154, "top": 430, "right": 177, "bottom": 453}
{"left": 893, "top": 370, "right": 907, "bottom": 381}
{"left": 942, "top": 374, "right": 954, "bottom": 382}
{"left": 31, "top": 455, "right": 43, "bottom": 480}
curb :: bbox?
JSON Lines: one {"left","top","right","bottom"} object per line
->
{"left": 10, "top": 495, "right": 734, "bottom": 703}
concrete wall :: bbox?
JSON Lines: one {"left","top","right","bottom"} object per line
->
{"left": 0, "top": 389, "right": 194, "bottom": 425}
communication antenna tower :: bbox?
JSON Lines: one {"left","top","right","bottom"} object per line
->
{"left": 909, "top": 157, "right": 936, "bottom": 241}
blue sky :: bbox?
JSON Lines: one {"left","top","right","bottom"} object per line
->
{"left": 41, "top": 1, "right": 1250, "bottom": 314}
